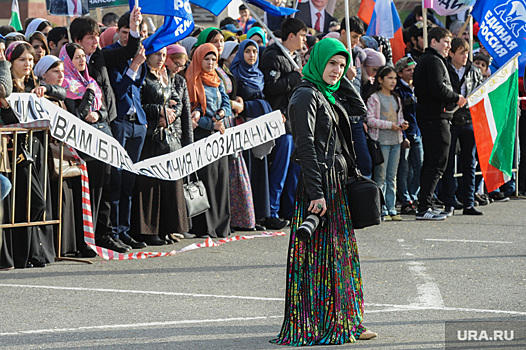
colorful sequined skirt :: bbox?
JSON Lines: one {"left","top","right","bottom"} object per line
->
{"left": 272, "top": 169, "right": 365, "bottom": 346}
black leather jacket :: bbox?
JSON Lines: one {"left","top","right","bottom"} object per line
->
{"left": 170, "top": 73, "right": 194, "bottom": 147}
{"left": 142, "top": 71, "right": 193, "bottom": 149}
{"left": 64, "top": 88, "right": 112, "bottom": 136}
{"left": 289, "top": 80, "right": 352, "bottom": 201}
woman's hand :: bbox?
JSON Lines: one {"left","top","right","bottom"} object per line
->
{"left": 213, "top": 119, "right": 225, "bottom": 134}
{"left": 390, "top": 123, "right": 402, "bottom": 131}
{"left": 165, "top": 107, "right": 176, "bottom": 124}
{"left": 85, "top": 111, "right": 100, "bottom": 123}
{"left": 400, "top": 121, "right": 409, "bottom": 130}
{"left": 158, "top": 117, "right": 167, "bottom": 128}
{"left": 191, "top": 110, "right": 200, "bottom": 129}
{"left": 308, "top": 198, "right": 327, "bottom": 217}
{"left": 31, "top": 86, "right": 46, "bottom": 98}
{"left": 87, "top": 82, "right": 96, "bottom": 92}
{"left": 232, "top": 96, "right": 244, "bottom": 114}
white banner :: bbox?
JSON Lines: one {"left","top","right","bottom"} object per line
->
{"left": 423, "top": 0, "right": 476, "bottom": 16}
{"left": 5, "top": 93, "right": 285, "bottom": 181}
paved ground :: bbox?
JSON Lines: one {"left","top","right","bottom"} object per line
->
{"left": 1, "top": 198, "right": 525, "bottom": 349}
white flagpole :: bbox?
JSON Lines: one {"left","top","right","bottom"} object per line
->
{"left": 344, "top": 0, "right": 353, "bottom": 66}
{"left": 422, "top": 0, "right": 428, "bottom": 49}
{"left": 241, "top": 0, "right": 300, "bottom": 70}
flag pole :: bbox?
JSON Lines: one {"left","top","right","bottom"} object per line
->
{"left": 468, "top": 11, "right": 473, "bottom": 62}
{"left": 422, "top": 0, "right": 428, "bottom": 49}
{"left": 241, "top": 0, "right": 300, "bottom": 70}
{"left": 344, "top": 0, "right": 353, "bottom": 66}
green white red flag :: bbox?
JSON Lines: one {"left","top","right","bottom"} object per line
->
{"left": 468, "top": 54, "right": 519, "bottom": 193}
{"left": 9, "top": 0, "right": 22, "bottom": 31}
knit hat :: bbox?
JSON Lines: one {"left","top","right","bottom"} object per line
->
{"left": 363, "top": 48, "right": 386, "bottom": 67}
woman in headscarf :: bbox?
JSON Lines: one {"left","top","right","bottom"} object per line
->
{"left": 186, "top": 43, "right": 231, "bottom": 238}
{"left": 272, "top": 38, "right": 377, "bottom": 345}
{"left": 0, "top": 42, "right": 64, "bottom": 269}
{"left": 29, "top": 31, "right": 50, "bottom": 63}
{"left": 33, "top": 55, "right": 93, "bottom": 258}
{"left": 59, "top": 43, "right": 127, "bottom": 254}
{"left": 25, "top": 18, "right": 52, "bottom": 38}
{"left": 230, "top": 39, "right": 272, "bottom": 230}
{"left": 220, "top": 41, "right": 239, "bottom": 70}
{"left": 99, "top": 26, "right": 118, "bottom": 48}
{"left": 130, "top": 46, "right": 192, "bottom": 245}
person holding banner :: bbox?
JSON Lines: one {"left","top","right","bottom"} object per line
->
{"left": 186, "top": 43, "right": 231, "bottom": 238}
{"left": 60, "top": 43, "right": 131, "bottom": 253}
{"left": 130, "top": 47, "right": 191, "bottom": 245}
{"left": 0, "top": 42, "right": 62, "bottom": 269}
{"left": 272, "top": 38, "right": 376, "bottom": 345}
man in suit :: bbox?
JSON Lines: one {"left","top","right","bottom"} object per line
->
{"left": 105, "top": 12, "right": 149, "bottom": 249}
{"left": 295, "top": 0, "right": 334, "bottom": 33}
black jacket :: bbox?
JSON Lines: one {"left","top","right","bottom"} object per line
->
{"left": 87, "top": 35, "right": 141, "bottom": 122}
{"left": 64, "top": 89, "right": 111, "bottom": 136}
{"left": 334, "top": 76, "right": 367, "bottom": 123}
{"left": 170, "top": 74, "right": 194, "bottom": 147}
{"left": 414, "top": 47, "right": 460, "bottom": 121}
{"left": 289, "top": 80, "right": 353, "bottom": 201}
{"left": 446, "top": 59, "right": 483, "bottom": 127}
{"left": 260, "top": 43, "right": 302, "bottom": 134}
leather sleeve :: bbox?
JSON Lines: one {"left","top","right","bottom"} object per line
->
{"left": 289, "top": 87, "right": 324, "bottom": 201}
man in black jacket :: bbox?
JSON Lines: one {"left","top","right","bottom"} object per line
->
{"left": 441, "top": 38, "right": 483, "bottom": 216}
{"left": 69, "top": 8, "right": 142, "bottom": 253}
{"left": 413, "top": 27, "right": 467, "bottom": 220}
{"left": 260, "top": 18, "right": 307, "bottom": 229}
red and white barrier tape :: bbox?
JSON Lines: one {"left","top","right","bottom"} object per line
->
{"left": 71, "top": 147, "right": 286, "bottom": 260}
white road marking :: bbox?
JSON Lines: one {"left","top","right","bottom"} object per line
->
{"left": 0, "top": 316, "right": 283, "bottom": 336}
{"left": 406, "top": 260, "right": 445, "bottom": 308}
{"left": 425, "top": 239, "right": 513, "bottom": 244}
{"left": 2, "top": 303, "right": 526, "bottom": 336}
{"left": 0, "top": 283, "right": 283, "bottom": 301}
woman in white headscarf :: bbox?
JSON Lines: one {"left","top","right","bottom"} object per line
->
{"left": 25, "top": 18, "right": 52, "bottom": 38}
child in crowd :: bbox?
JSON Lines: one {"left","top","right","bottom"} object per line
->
{"left": 366, "top": 66, "right": 409, "bottom": 221}
{"left": 473, "top": 53, "right": 491, "bottom": 80}
{"left": 394, "top": 57, "right": 423, "bottom": 215}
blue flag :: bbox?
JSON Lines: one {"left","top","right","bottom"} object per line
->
{"left": 131, "top": 0, "right": 192, "bottom": 20}
{"left": 189, "top": 0, "right": 296, "bottom": 17}
{"left": 143, "top": 16, "right": 194, "bottom": 55}
{"left": 472, "top": 0, "right": 526, "bottom": 77}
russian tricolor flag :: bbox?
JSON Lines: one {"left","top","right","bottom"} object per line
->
{"left": 358, "top": 0, "right": 405, "bottom": 64}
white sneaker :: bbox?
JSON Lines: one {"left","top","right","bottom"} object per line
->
{"left": 416, "top": 208, "right": 447, "bottom": 220}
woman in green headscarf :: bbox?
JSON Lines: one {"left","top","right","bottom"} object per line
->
{"left": 272, "top": 38, "right": 377, "bottom": 346}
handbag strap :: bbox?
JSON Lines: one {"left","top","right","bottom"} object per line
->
{"left": 328, "top": 105, "right": 360, "bottom": 176}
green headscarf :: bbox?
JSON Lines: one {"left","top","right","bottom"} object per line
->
{"left": 302, "top": 38, "right": 350, "bottom": 104}
{"left": 247, "top": 26, "right": 267, "bottom": 46}
{"left": 194, "top": 27, "right": 222, "bottom": 49}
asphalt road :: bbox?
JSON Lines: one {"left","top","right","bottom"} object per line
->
{"left": 1, "top": 198, "right": 525, "bottom": 350}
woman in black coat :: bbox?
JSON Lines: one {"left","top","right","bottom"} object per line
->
{"left": 0, "top": 42, "right": 61, "bottom": 268}
{"left": 130, "top": 47, "right": 192, "bottom": 245}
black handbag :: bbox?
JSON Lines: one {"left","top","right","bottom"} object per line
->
{"left": 329, "top": 109, "right": 384, "bottom": 229}
{"left": 346, "top": 173, "right": 384, "bottom": 229}
{"left": 366, "top": 133, "right": 384, "bottom": 166}
{"left": 183, "top": 173, "right": 210, "bottom": 218}
{"left": 152, "top": 107, "right": 180, "bottom": 156}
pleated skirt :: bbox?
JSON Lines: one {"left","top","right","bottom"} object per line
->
{"left": 272, "top": 169, "right": 365, "bottom": 346}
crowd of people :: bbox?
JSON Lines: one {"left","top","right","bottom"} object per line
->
{"left": 0, "top": 5, "right": 521, "bottom": 272}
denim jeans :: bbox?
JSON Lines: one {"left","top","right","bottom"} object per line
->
{"left": 442, "top": 124, "right": 477, "bottom": 207}
{"left": 397, "top": 135, "right": 423, "bottom": 203}
{"left": 374, "top": 144, "right": 401, "bottom": 215}
{"left": 351, "top": 121, "right": 372, "bottom": 178}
